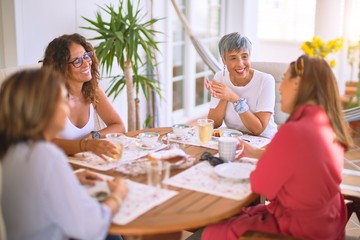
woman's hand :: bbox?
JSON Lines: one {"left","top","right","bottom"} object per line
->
{"left": 85, "top": 139, "right": 120, "bottom": 161}
{"left": 210, "top": 80, "right": 238, "bottom": 102}
{"left": 107, "top": 177, "right": 128, "bottom": 202}
{"left": 235, "top": 139, "right": 265, "bottom": 159}
{"left": 204, "top": 77, "right": 215, "bottom": 96}
{"left": 76, "top": 170, "right": 103, "bottom": 186}
{"left": 102, "top": 177, "right": 128, "bottom": 215}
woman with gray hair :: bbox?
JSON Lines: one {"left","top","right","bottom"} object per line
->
{"left": 205, "top": 32, "right": 277, "bottom": 138}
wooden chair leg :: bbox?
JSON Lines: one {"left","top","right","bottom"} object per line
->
{"left": 346, "top": 201, "right": 360, "bottom": 222}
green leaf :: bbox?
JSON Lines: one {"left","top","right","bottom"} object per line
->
{"left": 81, "top": 0, "right": 163, "bottom": 128}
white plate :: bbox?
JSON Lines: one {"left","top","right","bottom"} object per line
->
{"left": 214, "top": 162, "right": 255, "bottom": 180}
{"left": 212, "top": 129, "right": 243, "bottom": 141}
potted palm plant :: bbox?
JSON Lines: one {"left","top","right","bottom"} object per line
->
{"left": 82, "top": 0, "right": 162, "bottom": 131}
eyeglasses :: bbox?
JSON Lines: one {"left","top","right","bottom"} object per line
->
{"left": 200, "top": 151, "right": 224, "bottom": 167}
{"left": 68, "top": 52, "right": 92, "bottom": 68}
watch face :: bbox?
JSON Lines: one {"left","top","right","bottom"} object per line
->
{"left": 92, "top": 131, "right": 101, "bottom": 139}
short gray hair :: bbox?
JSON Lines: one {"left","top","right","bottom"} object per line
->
{"left": 218, "top": 32, "right": 252, "bottom": 60}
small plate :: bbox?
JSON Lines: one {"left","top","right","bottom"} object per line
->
{"left": 212, "top": 129, "right": 243, "bottom": 141}
{"left": 222, "top": 129, "right": 243, "bottom": 138}
{"left": 214, "top": 162, "right": 255, "bottom": 180}
{"left": 135, "top": 140, "right": 162, "bottom": 150}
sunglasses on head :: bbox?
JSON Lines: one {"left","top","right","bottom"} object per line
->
{"left": 200, "top": 151, "right": 224, "bottom": 166}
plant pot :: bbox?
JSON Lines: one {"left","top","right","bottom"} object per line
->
{"left": 349, "top": 120, "right": 360, "bottom": 137}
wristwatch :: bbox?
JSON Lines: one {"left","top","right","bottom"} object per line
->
{"left": 91, "top": 131, "right": 101, "bottom": 139}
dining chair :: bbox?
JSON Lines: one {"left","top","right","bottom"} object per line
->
{"left": 343, "top": 193, "right": 360, "bottom": 222}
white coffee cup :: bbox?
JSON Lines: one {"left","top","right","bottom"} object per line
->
{"left": 172, "top": 124, "right": 191, "bottom": 138}
{"left": 218, "top": 137, "right": 238, "bottom": 162}
{"left": 138, "top": 132, "right": 159, "bottom": 147}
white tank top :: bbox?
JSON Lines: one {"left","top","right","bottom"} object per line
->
{"left": 60, "top": 104, "right": 95, "bottom": 140}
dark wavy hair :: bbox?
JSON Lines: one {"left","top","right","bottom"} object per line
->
{"left": 0, "top": 68, "right": 65, "bottom": 158}
{"left": 288, "top": 55, "right": 353, "bottom": 150}
{"left": 42, "top": 33, "right": 100, "bottom": 104}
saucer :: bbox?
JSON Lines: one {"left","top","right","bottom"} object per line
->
{"left": 212, "top": 129, "right": 242, "bottom": 141}
{"left": 135, "top": 140, "right": 162, "bottom": 150}
{"left": 167, "top": 132, "right": 188, "bottom": 141}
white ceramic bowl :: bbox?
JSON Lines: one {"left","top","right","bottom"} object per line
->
{"left": 172, "top": 124, "right": 191, "bottom": 137}
{"left": 138, "top": 132, "right": 159, "bottom": 146}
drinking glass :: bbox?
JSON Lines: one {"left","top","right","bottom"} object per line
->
{"left": 146, "top": 161, "right": 170, "bottom": 189}
{"left": 197, "top": 119, "right": 214, "bottom": 144}
{"left": 105, "top": 133, "right": 124, "bottom": 161}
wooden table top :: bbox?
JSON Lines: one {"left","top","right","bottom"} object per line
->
{"left": 103, "top": 127, "right": 258, "bottom": 237}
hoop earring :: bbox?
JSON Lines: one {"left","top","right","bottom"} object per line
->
{"left": 223, "top": 65, "right": 226, "bottom": 76}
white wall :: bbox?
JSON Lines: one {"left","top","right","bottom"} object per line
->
{"left": 0, "top": 0, "right": 168, "bottom": 130}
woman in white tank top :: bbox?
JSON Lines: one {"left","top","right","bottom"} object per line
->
{"left": 42, "top": 33, "right": 126, "bottom": 160}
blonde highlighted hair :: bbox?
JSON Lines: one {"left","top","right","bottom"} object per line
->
{"left": 288, "top": 55, "right": 353, "bottom": 150}
{"left": 0, "top": 68, "right": 65, "bottom": 158}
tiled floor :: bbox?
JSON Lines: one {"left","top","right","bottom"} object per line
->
{"left": 347, "top": 213, "right": 360, "bottom": 239}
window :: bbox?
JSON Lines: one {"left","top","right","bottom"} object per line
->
{"left": 171, "top": 0, "right": 222, "bottom": 119}
{"left": 348, "top": 0, "right": 360, "bottom": 41}
{"left": 257, "top": 0, "right": 316, "bottom": 41}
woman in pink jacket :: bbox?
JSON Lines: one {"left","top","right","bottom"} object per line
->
{"left": 200, "top": 55, "right": 353, "bottom": 240}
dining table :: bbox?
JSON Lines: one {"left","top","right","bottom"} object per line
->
{"left": 68, "top": 126, "right": 360, "bottom": 240}
{"left": 70, "top": 127, "right": 259, "bottom": 240}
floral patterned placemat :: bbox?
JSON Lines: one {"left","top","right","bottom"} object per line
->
{"left": 68, "top": 136, "right": 167, "bottom": 171}
{"left": 164, "top": 161, "right": 252, "bottom": 200}
{"left": 80, "top": 170, "right": 178, "bottom": 225}
{"left": 164, "top": 128, "right": 271, "bottom": 150}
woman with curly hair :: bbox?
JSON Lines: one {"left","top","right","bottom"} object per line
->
{"left": 42, "top": 33, "right": 126, "bottom": 160}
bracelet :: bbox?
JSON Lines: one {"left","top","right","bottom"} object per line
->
{"left": 84, "top": 139, "right": 89, "bottom": 152}
{"left": 233, "top": 98, "right": 249, "bottom": 114}
{"left": 79, "top": 138, "right": 85, "bottom": 152}
{"left": 108, "top": 193, "right": 122, "bottom": 210}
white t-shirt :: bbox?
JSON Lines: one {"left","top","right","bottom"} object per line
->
{"left": 2, "top": 141, "right": 111, "bottom": 240}
{"left": 209, "top": 69, "right": 277, "bottom": 138}
{"left": 60, "top": 104, "right": 95, "bottom": 139}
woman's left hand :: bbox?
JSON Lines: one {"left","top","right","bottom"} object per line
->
{"left": 76, "top": 170, "right": 103, "bottom": 186}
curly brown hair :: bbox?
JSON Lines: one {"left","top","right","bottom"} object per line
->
{"left": 42, "top": 33, "right": 100, "bottom": 104}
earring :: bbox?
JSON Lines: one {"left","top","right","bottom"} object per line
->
{"left": 223, "top": 65, "right": 226, "bottom": 76}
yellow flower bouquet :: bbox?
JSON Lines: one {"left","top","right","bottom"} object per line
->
{"left": 301, "top": 36, "right": 344, "bottom": 67}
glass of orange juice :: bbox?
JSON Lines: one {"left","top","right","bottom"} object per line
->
{"left": 197, "top": 119, "right": 214, "bottom": 144}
